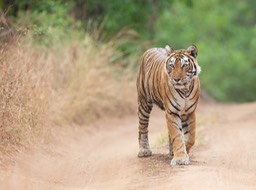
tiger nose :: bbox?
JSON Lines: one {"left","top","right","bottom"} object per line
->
{"left": 173, "top": 77, "right": 181, "bottom": 82}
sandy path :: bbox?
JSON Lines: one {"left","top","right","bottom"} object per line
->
{"left": 0, "top": 102, "right": 256, "bottom": 190}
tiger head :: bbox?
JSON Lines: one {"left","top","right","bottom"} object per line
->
{"left": 165, "top": 45, "right": 201, "bottom": 87}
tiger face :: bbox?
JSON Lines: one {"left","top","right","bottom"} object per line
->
{"left": 165, "top": 45, "right": 201, "bottom": 87}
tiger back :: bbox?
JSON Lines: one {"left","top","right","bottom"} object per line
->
{"left": 136, "top": 45, "right": 201, "bottom": 166}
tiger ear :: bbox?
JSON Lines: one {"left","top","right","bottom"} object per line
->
{"left": 187, "top": 45, "right": 198, "bottom": 58}
{"left": 165, "top": 45, "right": 174, "bottom": 55}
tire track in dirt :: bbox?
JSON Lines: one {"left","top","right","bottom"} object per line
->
{"left": 0, "top": 102, "right": 256, "bottom": 189}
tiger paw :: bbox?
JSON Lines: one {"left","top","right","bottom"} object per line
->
{"left": 170, "top": 156, "right": 190, "bottom": 166}
{"left": 138, "top": 148, "right": 152, "bottom": 157}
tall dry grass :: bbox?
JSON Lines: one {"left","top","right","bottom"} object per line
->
{"left": 0, "top": 39, "right": 51, "bottom": 155}
{"left": 0, "top": 35, "right": 137, "bottom": 156}
{"left": 50, "top": 36, "right": 137, "bottom": 125}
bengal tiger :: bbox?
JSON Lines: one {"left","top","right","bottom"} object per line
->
{"left": 136, "top": 45, "right": 201, "bottom": 165}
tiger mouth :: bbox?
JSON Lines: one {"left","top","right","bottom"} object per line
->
{"left": 172, "top": 80, "right": 188, "bottom": 86}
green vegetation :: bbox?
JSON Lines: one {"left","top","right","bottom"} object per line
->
{"left": 154, "top": 0, "right": 256, "bottom": 102}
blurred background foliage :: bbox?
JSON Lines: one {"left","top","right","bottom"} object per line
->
{"left": 1, "top": 0, "right": 256, "bottom": 102}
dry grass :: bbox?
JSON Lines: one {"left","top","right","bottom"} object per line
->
{"left": 0, "top": 38, "right": 51, "bottom": 158}
{"left": 49, "top": 36, "right": 137, "bottom": 125}
{"left": 0, "top": 35, "right": 137, "bottom": 158}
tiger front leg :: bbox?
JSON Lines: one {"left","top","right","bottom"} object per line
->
{"left": 166, "top": 113, "right": 189, "bottom": 165}
{"left": 168, "top": 136, "right": 173, "bottom": 156}
{"left": 183, "top": 112, "right": 196, "bottom": 154}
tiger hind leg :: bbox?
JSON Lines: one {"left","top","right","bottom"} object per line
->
{"left": 137, "top": 101, "right": 153, "bottom": 157}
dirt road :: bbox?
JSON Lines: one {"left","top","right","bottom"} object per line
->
{"left": 0, "top": 102, "right": 256, "bottom": 190}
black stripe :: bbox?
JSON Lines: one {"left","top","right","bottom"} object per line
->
{"left": 156, "top": 82, "right": 164, "bottom": 103}
{"left": 186, "top": 80, "right": 194, "bottom": 97}
{"left": 139, "top": 118, "right": 149, "bottom": 123}
{"left": 152, "top": 81, "right": 165, "bottom": 108}
{"left": 175, "top": 89, "right": 185, "bottom": 99}
{"left": 140, "top": 102, "right": 152, "bottom": 113}
{"left": 166, "top": 85, "right": 179, "bottom": 102}
{"left": 151, "top": 66, "right": 158, "bottom": 100}
{"left": 185, "top": 102, "right": 196, "bottom": 112}
{"left": 138, "top": 106, "right": 150, "bottom": 118}
{"left": 189, "top": 89, "right": 199, "bottom": 100}
{"left": 182, "top": 123, "right": 188, "bottom": 129}
{"left": 139, "top": 64, "right": 147, "bottom": 96}
{"left": 150, "top": 62, "right": 162, "bottom": 105}
{"left": 139, "top": 120, "right": 149, "bottom": 125}
{"left": 188, "top": 119, "right": 195, "bottom": 126}
{"left": 170, "top": 121, "right": 179, "bottom": 129}
{"left": 170, "top": 100, "right": 180, "bottom": 112}
{"left": 167, "top": 109, "right": 181, "bottom": 119}
{"left": 176, "top": 144, "right": 184, "bottom": 152}
{"left": 164, "top": 86, "right": 172, "bottom": 102}
{"left": 155, "top": 101, "right": 165, "bottom": 110}
{"left": 185, "top": 96, "right": 199, "bottom": 112}
{"left": 147, "top": 57, "right": 154, "bottom": 79}
{"left": 139, "top": 131, "right": 148, "bottom": 135}
{"left": 164, "top": 87, "right": 180, "bottom": 112}
{"left": 171, "top": 134, "right": 180, "bottom": 144}
{"left": 141, "top": 82, "right": 147, "bottom": 97}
